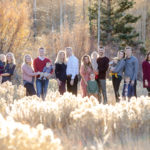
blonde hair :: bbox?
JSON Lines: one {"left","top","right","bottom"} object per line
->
{"left": 23, "top": 54, "right": 33, "bottom": 67}
{"left": 55, "top": 51, "right": 66, "bottom": 64}
{"left": 6, "top": 52, "right": 16, "bottom": 64}
{"left": 0, "top": 54, "right": 6, "bottom": 62}
{"left": 91, "top": 51, "right": 99, "bottom": 59}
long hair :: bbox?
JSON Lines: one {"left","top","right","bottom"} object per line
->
{"left": 117, "top": 50, "right": 125, "bottom": 59}
{"left": 81, "top": 55, "right": 93, "bottom": 72}
{"left": 55, "top": 50, "right": 66, "bottom": 64}
{"left": 6, "top": 52, "right": 16, "bottom": 67}
{"left": 22, "top": 54, "right": 33, "bottom": 68}
{"left": 146, "top": 52, "right": 150, "bottom": 61}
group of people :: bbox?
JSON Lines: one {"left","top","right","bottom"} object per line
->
{"left": 0, "top": 46, "right": 150, "bottom": 103}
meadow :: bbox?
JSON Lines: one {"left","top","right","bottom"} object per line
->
{"left": 0, "top": 79, "right": 150, "bottom": 150}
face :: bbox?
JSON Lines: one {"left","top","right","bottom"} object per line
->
{"left": 60, "top": 52, "right": 65, "bottom": 61}
{"left": 39, "top": 48, "right": 45, "bottom": 57}
{"left": 7, "top": 54, "right": 12, "bottom": 63}
{"left": 1, "top": 55, "right": 6, "bottom": 62}
{"left": 93, "top": 53, "right": 97, "bottom": 59}
{"left": 114, "top": 59, "right": 118, "bottom": 64}
{"left": 25, "top": 55, "right": 32, "bottom": 65}
{"left": 125, "top": 48, "right": 132, "bottom": 57}
{"left": 98, "top": 48, "right": 105, "bottom": 57}
{"left": 46, "top": 62, "right": 51, "bottom": 67}
{"left": 118, "top": 52, "right": 124, "bottom": 60}
{"left": 84, "top": 56, "right": 89, "bottom": 64}
{"left": 66, "top": 48, "right": 72, "bottom": 57}
{"left": 90, "top": 74, "right": 95, "bottom": 80}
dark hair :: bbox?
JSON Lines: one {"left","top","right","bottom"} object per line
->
{"left": 119, "top": 50, "right": 125, "bottom": 59}
{"left": 146, "top": 52, "right": 150, "bottom": 61}
{"left": 99, "top": 46, "right": 105, "bottom": 50}
{"left": 39, "top": 47, "right": 45, "bottom": 50}
{"left": 125, "top": 46, "right": 132, "bottom": 51}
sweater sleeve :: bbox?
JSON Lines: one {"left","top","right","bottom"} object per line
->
{"left": 33, "top": 59, "right": 38, "bottom": 72}
{"left": 22, "top": 65, "right": 36, "bottom": 77}
{"left": 55, "top": 64, "right": 60, "bottom": 79}
{"left": 113, "top": 60, "right": 125, "bottom": 73}
{"left": 142, "top": 61, "right": 148, "bottom": 81}
{"left": 132, "top": 58, "right": 139, "bottom": 81}
{"left": 96, "top": 82, "right": 99, "bottom": 93}
{"left": 87, "top": 81, "right": 90, "bottom": 93}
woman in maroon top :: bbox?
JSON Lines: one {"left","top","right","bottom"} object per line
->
{"left": 142, "top": 52, "right": 150, "bottom": 97}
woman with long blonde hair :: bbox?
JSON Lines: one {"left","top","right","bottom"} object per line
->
{"left": 1, "top": 52, "right": 16, "bottom": 83}
{"left": 80, "top": 54, "right": 93, "bottom": 97}
{"left": 22, "top": 54, "right": 40, "bottom": 96}
{"left": 55, "top": 50, "right": 67, "bottom": 95}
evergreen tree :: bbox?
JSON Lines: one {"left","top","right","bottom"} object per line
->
{"left": 89, "top": 0, "right": 141, "bottom": 47}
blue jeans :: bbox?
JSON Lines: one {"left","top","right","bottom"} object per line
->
{"left": 36, "top": 79, "right": 49, "bottom": 100}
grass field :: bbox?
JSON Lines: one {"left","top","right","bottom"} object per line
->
{"left": 0, "top": 80, "right": 149, "bottom": 150}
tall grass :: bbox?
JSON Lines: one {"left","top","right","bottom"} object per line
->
{"left": 0, "top": 80, "right": 149, "bottom": 150}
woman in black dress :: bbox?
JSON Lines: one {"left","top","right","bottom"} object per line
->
{"left": 1, "top": 52, "right": 16, "bottom": 83}
{"left": 55, "top": 51, "right": 67, "bottom": 95}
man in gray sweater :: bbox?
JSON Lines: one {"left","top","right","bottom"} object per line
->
{"left": 124, "top": 46, "right": 139, "bottom": 97}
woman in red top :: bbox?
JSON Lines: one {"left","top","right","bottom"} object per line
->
{"left": 80, "top": 55, "right": 93, "bottom": 98}
{"left": 142, "top": 52, "right": 150, "bottom": 97}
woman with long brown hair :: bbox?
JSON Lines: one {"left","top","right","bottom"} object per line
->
{"left": 142, "top": 52, "right": 150, "bottom": 97}
{"left": 80, "top": 55, "right": 93, "bottom": 97}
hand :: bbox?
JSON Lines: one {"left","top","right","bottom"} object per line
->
{"left": 46, "top": 74, "right": 51, "bottom": 79}
{"left": 37, "top": 72, "right": 41, "bottom": 75}
{"left": 110, "top": 67, "right": 115, "bottom": 71}
{"left": 131, "top": 80, "right": 134, "bottom": 86}
{"left": 145, "top": 80, "right": 148, "bottom": 86}
{"left": 70, "top": 79, "right": 74, "bottom": 86}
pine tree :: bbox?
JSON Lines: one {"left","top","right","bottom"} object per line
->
{"left": 89, "top": 0, "right": 141, "bottom": 47}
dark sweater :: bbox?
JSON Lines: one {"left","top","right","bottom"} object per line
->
{"left": 2, "top": 63, "right": 16, "bottom": 83}
{"left": 0, "top": 61, "right": 5, "bottom": 74}
{"left": 97, "top": 56, "right": 109, "bottom": 79}
{"left": 55, "top": 63, "right": 67, "bottom": 82}
{"left": 142, "top": 60, "right": 150, "bottom": 88}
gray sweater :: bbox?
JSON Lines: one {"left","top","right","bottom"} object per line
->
{"left": 124, "top": 56, "right": 138, "bottom": 81}
{"left": 113, "top": 59, "right": 125, "bottom": 77}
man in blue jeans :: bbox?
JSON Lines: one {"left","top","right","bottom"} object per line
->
{"left": 33, "top": 47, "right": 53, "bottom": 100}
{"left": 124, "top": 46, "right": 139, "bottom": 98}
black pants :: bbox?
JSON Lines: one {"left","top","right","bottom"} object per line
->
{"left": 112, "top": 75, "right": 122, "bottom": 102}
{"left": 67, "top": 75, "right": 78, "bottom": 96}
{"left": 24, "top": 83, "right": 36, "bottom": 96}
{"left": 147, "top": 88, "right": 150, "bottom": 97}
{"left": 59, "top": 81, "right": 66, "bottom": 95}
{"left": 133, "top": 80, "right": 137, "bottom": 97}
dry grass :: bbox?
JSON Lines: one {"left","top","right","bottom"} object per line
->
{"left": 0, "top": 79, "right": 149, "bottom": 150}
